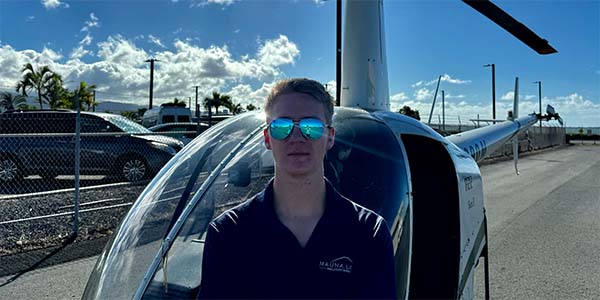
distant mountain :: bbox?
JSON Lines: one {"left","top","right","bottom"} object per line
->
{"left": 95, "top": 101, "right": 145, "bottom": 113}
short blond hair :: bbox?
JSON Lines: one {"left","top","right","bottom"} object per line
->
{"left": 264, "top": 78, "right": 334, "bottom": 124}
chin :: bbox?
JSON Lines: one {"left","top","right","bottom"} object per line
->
{"left": 280, "top": 164, "right": 318, "bottom": 178}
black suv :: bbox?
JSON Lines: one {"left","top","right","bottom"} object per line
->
{"left": 0, "top": 110, "right": 184, "bottom": 182}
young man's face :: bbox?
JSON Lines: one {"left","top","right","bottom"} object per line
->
{"left": 264, "top": 92, "right": 335, "bottom": 178}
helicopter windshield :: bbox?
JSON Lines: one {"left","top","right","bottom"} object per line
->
{"left": 83, "top": 108, "right": 411, "bottom": 300}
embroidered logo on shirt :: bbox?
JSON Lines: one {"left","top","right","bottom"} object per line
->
{"left": 319, "top": 256, "right": 353, "bottom": 274}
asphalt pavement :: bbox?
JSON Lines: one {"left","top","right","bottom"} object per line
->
{"left": 474, "top": 144, "right": 600, "bottom": 299}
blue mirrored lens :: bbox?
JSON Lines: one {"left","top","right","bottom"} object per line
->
{"left": 299, "top": 118, "right": 325, "bottom": 140}
{"left": 269, "top": 118, "right": 294, "bottom": 140}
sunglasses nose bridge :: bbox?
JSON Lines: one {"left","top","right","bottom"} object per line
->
{"left": 288, "top": 123, "right": 306, "bottom": 140}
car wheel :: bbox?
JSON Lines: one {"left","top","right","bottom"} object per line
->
{"left": 120, "top": 156, "right": 148, "bottom": 182}
{"left": 0, "top": 157, "right": 21, "bottom": 182}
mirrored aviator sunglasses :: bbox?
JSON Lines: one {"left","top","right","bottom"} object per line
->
{"left": 269, "top": 118, "right": 328, "bottom": 140}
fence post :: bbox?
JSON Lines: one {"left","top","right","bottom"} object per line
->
{"left": 73, "top": 91, "right": 81, "bottom": 237}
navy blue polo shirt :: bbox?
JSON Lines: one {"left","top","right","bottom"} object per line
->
{"left": 198, "top": 179, "right": 396, "bottom": 299}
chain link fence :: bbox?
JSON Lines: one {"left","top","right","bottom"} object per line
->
{"left": 0, "top": 109, "right": 184, "bottom": 259}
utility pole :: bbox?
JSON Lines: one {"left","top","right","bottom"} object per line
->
{"left": 92, "top": 90, "right": 96, "bottom": 112}
{"left": 484, "top": 63, "right": 496, "bottom": 123}
{"left": 195, "top": 86, "right": 199, "bottom": 118}
{"left": 145, "top": 59, "right": 160, "bottom": 110}
{"left": 442, "top": 90, "right": 445, "bottom": 132}
{"left": 428, "top": 75, "right": 442, "bottom": 125}
{"left": 533, "top": 81, "right": 542, "bottom": 130}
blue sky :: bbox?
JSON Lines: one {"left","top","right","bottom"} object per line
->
{"left": 0, "top": 0, "right": 598, "bottom": 127}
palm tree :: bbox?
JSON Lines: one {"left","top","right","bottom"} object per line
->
{"left": 45, "top": 74, "right": 67, "bottom": 109}
{"left": 222, "top": 98, "right": 245, "bottom": 114}
{"left": 15, "top": 63, "right": 55, "bottom": 109}
{"left": 77, "top": 82, "right": 97, "bottom": 111}
{"left": 0, "top": 92, "right": 28, "bottom": 112}
{"left": 62, "top": 82, "right": 96, "bottom": 110}
{"left": 162, "top": 97, "right": 186, "bottom": 107}
{"left": 203, "top": 91, "right": 231, "bottom": 115}
{"left": 137, "top": 108, "right": 148, "bottom": 118}
{"left": 120, "top": 111, "right": 139, "bottom": 121}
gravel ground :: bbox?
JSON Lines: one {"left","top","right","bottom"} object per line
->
{"left": 0, "top": 181, "right": 147, "bottom": 257}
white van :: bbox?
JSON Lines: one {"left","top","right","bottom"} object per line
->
{"left": 142, "top": 106, "right": 193, "bottom": 127}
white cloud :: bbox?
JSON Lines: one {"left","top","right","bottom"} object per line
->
{"left": 97, "top": 35, "right": 148, "bottom": 66}
{"left": 70, "top": 46, "right": 90, "bottom": 60}
{"left": 390, "top": 92, "right": 409, "bottom": 104}
{"left": 26, "top": 16, "right": 35, "bottom": 22}
{"left": 258, "top": 35, "right": 300, "bottom": 67}
{"left": 388, "top": 91, "right": 600, "bottom": 127}
{"left": 0, "top": 45, "right": 63, "bottom": 89}
{"left": 191, "top": 0, "right": 237, "bottom": 7}
{"left": 501, "top": 91, "right": 537, "bottom": 101}
{"left": 438, "top": 74, "right": 471, "bottom": 85}
{"left": 81, "top": 13, "right": 100, "bottom": 32}
{"left": 501, "top": 91, "right": 514, "bottom": 101}
{"left": 411, "top": 80, "right": 424, "bottom": 88}
{"left": 412, "top": 74, "right": 471, "bottom": 88}
{"left": 80, "top": 34, "right": 93, "bottom": 46}
{"left": 0, "top": 34, "right": 300, "bottom": 107}
{"left": 446, "top": 94, "right": 465, "bottom": 99}
{"left": 324, "top": 80, "right": 336, "bottom": 100}
{"left": 148, "top": 35, "right": 166, "bottom": 48}
{"left": 70, "top": 34, "right": 93, "bottom": 60}
{"left": 225, "top": 82, "right": 276, "bottom": 109}
{"left": 414, "top": 88, "right": 433, "bottom": 101}
{"left": 42, "top": 0, "right": 69, "bottom": 9}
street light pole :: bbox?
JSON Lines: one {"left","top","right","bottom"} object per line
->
{"left": 442, "top": 90, "right": 445, "bottom": 132}
{"left": 195, "top": 86, "right": 199, "bottom": 118}
{"left": 145, "top": 59, "right": 160, "bottom": 110}
{"left": 484, "top": 63, "right": 496, "bottom": 123}
{"left": 533, "top": 81, "right": 542, "bottom": 130}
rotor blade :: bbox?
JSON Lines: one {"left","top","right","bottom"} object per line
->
{"left": 463, "top": 0, "right": 557, "bottom": 55}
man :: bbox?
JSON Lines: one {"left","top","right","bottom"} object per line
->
{"left": 198, "top": 78, "right": 396, "bottom": 299}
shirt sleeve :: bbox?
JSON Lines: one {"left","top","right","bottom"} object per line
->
{"left": 361, "top": 219, "right": 397, "bottom": 299}
{"left": 197, "top": 222, "right": 236, "bottom": 299}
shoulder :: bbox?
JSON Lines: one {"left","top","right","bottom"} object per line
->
{"left": 333, "top": 189, "right": 390, "bottom": 240}
{"left": 208, "top": 193, "right": 262, "bottom": 236}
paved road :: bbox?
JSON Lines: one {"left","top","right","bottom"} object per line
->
{"left": 0, "top": 144, "right": 598, "bottom": 299}
{"left": 474, "top": 144, "right": 600, "bottom": 299}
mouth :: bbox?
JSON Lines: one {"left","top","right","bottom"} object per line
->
{"left": 288, "top": 152, "right": 309, "bottom": 156}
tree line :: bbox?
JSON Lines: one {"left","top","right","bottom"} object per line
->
{"left": 0, "top": 63, "right": 98, "bottom": 113}
{"left": 3, "top": 63, "right": 418, "bottom": 121}
{"left": 1, "top": 63, "right": 256, "bottom": 119}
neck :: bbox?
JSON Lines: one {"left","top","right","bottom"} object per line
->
{"left": 272, "top": 172, "right": 327, "bottom": 221}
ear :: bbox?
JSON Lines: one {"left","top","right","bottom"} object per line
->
{"left": 264, "top": 128, "right": 272, "bottom": 150}
{"left": 326, "top": 127, "right": 335, "bottom": 150}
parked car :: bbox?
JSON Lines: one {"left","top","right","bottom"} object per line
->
{"left": 148, "top": 122, "right": 209, "bottom": 145}
{"left": 0, "top": 110, "right": 184, "bottom": 182}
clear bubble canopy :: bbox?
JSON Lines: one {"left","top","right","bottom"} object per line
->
{"left": 83, "top": 108, "right": 411, "bottom": 300}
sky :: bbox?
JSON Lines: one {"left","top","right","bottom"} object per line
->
{"left": 0, "top": 0, "right": 598, "bottom": 127}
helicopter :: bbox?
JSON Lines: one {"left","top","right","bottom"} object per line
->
{"left": 82, "top": 0, "right": 562, "bottom": 299}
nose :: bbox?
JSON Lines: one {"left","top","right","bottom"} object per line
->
{"left": 288, "top": 124, "right": 305, "bottom": 141}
